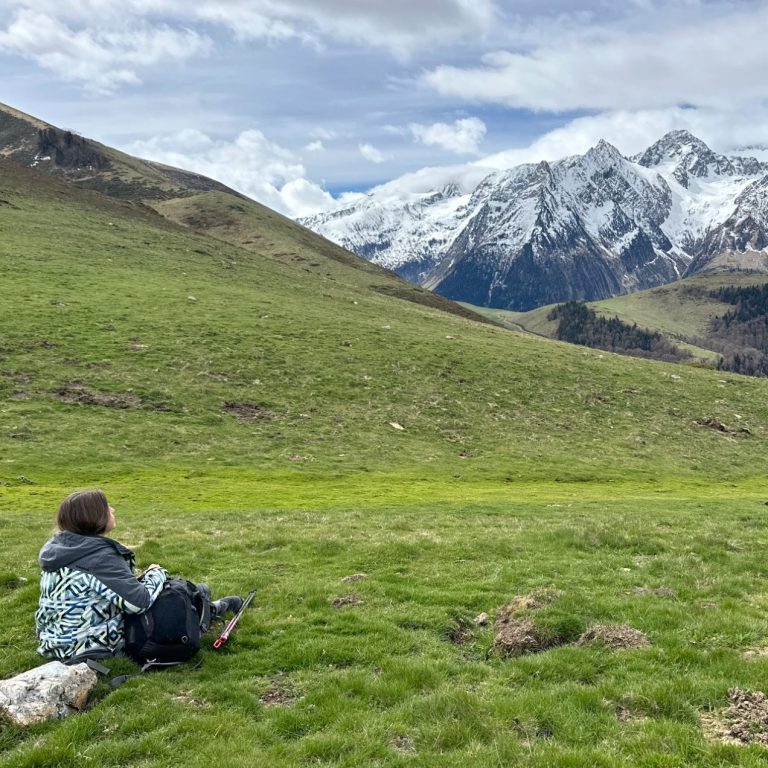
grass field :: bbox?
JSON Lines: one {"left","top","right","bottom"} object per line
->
{"left": 4, "top": 143, "right": 768, "bottom": 765}
{"left": 5, "top": 483, "right": 768, "bottom": 767}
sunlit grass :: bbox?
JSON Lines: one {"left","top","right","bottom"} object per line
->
{"left": 3, "top": 153, "right": 768, "bottom": 765}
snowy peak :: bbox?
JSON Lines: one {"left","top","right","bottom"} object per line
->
{"left": 301, "top": 129, "right": 768, "bottom": 311}
{"left": 635, "top": 130, "right": 767, "bottom": 187}
{"left": 584, "top": 138, "right": 625, "bottom": 166}
{"left": 635, "top": 130, "right": 714, "bottom": 171}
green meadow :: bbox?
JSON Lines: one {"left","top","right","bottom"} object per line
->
{"left": 4, "top": 156, "right": 768, "bottom": 766}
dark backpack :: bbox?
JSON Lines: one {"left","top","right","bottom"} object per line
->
{"left": 123, "top": 579, "right": 211, "bottom": 668}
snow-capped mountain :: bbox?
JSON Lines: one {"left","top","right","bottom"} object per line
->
{"left": 301, "top": 131, "right": 768, "bottom": 310}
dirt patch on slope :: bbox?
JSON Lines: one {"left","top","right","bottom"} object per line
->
{"left": 695, "top": 417, "right": 751, "bottom": 436}
{"left": 259, "top": 675, "right": 300, "bottom": 707}
{"left": 330, "top": 593, "right": 363, "bottom": 608}
{"left": 341, "top": 573, "right": 367, "bottom": 583}
{"left": 632, "top": 586, "right": 677, "bottom": 597}
{"left": 54, "top": 382, "right": 142, "bottom": 409}
{"left": 576, "top": 624, "right": 650, "bottom": 650}
{"left": 444, "top": 617, "right": 475, "bottom": 646}
{"left": 493, "top": 617, "right": 556, "bottom": 657}
{"left": 223, "top": 402, "right": 281, "bottom": 421}
{"left": 391, "top": 735, "right": 416, "bottom": 753}
{"left": 702, "top": 688, "right": 768, "bottom": 746}
{"left": 491, "top": 590, "right": 566, "bottom": 656}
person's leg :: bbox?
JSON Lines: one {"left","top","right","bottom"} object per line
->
{"left": 195, "top": 582, "right": 243, "bottom": 626}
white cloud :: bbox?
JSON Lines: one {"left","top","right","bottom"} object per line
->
{"left": 0, "top": 0, "right": 498, "bottom": 91}
{"left": 126, "top": 128, "right": 335, "bottom": 217}
{"left": 422, "top": 4, "right": 768, "bottom": 112}
{"left": 477, "top": 106, "right": 768, "bottom": 170}
{"left": 310, "top": 127, "right": 337, "bottom": 141}
{"left": 0, "top": 7, "right": 211, "bottom": 94}
{"left": 409, "top": 117, "right": 486, "bottom": 155}
{"left": 382, "top": 125, "right": 408, "bottom": 136}
{"left": 304, "top": 140, "right": 325, "bottom": 152}
{"left": 367, "top": 162, "right": 492, "bottom": 199}
{"left": 192, "top": 0, "right": 497, "bottom": 56}
{"left": 359, "top": 143, "right": 386, "bottom": 163}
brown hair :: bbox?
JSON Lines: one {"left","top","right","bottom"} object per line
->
{"left": 57, "top": 489, "right": 111, "bottom": 536}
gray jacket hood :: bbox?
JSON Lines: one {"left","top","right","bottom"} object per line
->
{"left": 39, "top": 531, "right": 134, "bottom": 572}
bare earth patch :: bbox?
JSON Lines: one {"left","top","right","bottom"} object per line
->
{"left": 702, "top": 688, "right": 768, "bottom": 746}
{"left": 632, "top": 586, "right": 677, "bottom": 597}
{"left": 609, "top": 697, "right": 648, "bottom": 723}
{"left": 54, "top": 382, "right": 142, "bottom": 409}
{"left": 576, "top": 624, "right": 650, "bottom": 650}
{"left": 492, "top": 590, "right": 565, "bottom": 656}
{"left": 258, "top": 673, "right": 299, "bottom": 707}
{"left": 444, "top": 617, "right": 475, "bottom": 646}
{"left": 259, "top": 687, "right": 296, "bottom": 706}
{"left": 493, "top": 617, "right": 555, "bottom": 657}
{"left": 341, "top": 573, "right": 367, "bottom": 583}
{"left": 223, "top": 402, "right": 280, "bottom": 421}
{"left": 171, "top": 691, "right": 210, "bottom": 708}
{"left": 330, "top": 593, "right": 363, "bottom": 608}
{"left": 743, "top": 647, "right": 768, "bottom": 660}
{"left": 391, "top": 735, "right": 416, "bottom": 753}
{"left": 695, "top": 417, "right": 751, "bottom": 436}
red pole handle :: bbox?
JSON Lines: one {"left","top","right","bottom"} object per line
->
{"left": 212, "top": 590, "right": 256, "bottom": 650}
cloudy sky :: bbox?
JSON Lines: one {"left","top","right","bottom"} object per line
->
{"left": 2, "top": 0, "right": 768, "bottom": 217}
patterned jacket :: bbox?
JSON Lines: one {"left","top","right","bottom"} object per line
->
{"left": 36, "top": 531, "right": 168, "bottom": 660}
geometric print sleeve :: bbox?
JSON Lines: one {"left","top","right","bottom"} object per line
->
{"left": 101, "top": 565, "right": 168, "bottom": 614}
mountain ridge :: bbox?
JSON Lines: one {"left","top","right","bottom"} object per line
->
{"left": 302, "top": 131, "right": 768, "bottom": 310}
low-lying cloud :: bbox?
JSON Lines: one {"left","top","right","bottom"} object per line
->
{"left": 126, "top": 128, "right": 335, "bottom": 217}
{"left": 409, "top": 117, "right": 486, "bottom": 155}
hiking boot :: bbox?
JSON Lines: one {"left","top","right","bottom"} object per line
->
{"left": 211, "top": 595, "right": 243, "bottom": 618}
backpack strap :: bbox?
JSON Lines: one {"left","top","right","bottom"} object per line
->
{"left": 109, "top": 657, "right": 204, "bottom": 688}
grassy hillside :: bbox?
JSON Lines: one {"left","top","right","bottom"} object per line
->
{"left": 2, "top": 155, "right": 768, "bottom": 485}
{"left": 487, "top": 272, "right": 768, "bottom": 364}
{"left": 4, "top": 115, "right": 768, "bottom": 765}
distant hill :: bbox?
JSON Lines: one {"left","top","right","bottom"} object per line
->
{"left": 0, "top": 102, "right": 487, "bottom": 327}
{"left": 302, "top": 131, "right": 768, "bottom": 310}
{"left": 492, "top": 272, "right": 768, "bottom": 375}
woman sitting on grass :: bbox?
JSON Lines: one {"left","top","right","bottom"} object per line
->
{"left": 36, "top": 489, "right": 242, "bottom": 661}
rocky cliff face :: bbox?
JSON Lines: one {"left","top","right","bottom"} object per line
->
{"left": 302, "top": 131, "right": 768, "bottom": 310}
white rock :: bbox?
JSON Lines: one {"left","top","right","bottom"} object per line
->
{"left": 0, "top": 662, "right": 97, "bottom": 726}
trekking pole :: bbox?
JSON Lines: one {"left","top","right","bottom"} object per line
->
{"left": 213, "top": 590, "right": 256, "bottom": 649}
